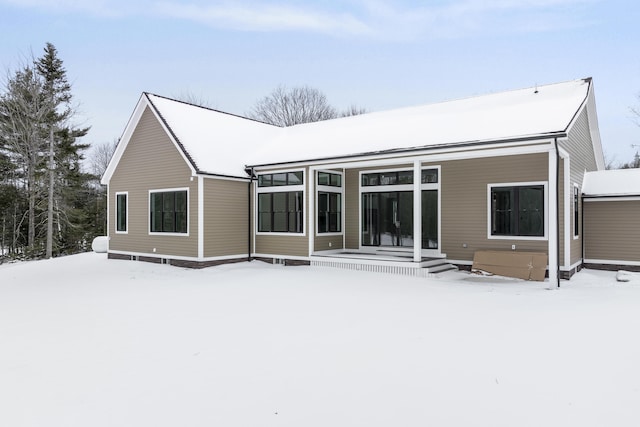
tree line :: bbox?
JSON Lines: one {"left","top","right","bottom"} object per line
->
{"left": 0, "top": 43, "right": 107, "bottom": 260}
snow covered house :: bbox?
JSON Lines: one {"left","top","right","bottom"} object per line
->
{"left": 101, "top": 78, "right": 606, "bottom": 282}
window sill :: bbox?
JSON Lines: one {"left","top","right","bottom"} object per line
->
{"left": 488, "top": 235, "right": 547, "bottom": 241}
{"left": 148, "top": 232, "right": 190, "bottom": 237}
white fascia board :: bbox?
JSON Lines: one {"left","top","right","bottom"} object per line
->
{"left": 101, "top": 94, "right": 149, "bottom": 185}
{"left": 145, "top": 96, "right": 198, "bottom": 177}
{"left": 564, "top": 80, "right": 604, "bottom": 171}
{"left": 586, "top": 85, "right": 605, "bottom": 171}
{"left": 199, "top": 173, "right": 250, "bottom": 183}
{"left": 102, "top": 93, "right": 200, "bottom": 186}
{"left": 252, "top": 140, "right": 554, "bottom": 172}
{"left": 563, "top": 81, "right": 590, "bottom": 135}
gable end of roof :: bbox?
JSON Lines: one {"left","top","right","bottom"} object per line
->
{"left": 144, "top": 93, "right": 200, "bottom": 173}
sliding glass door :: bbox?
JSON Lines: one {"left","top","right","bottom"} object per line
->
{"left": 360, "top": 168, "right": 439, "bottom": 252}
{"left": 362, "top": 191, "right": 414, "bottom": 247}
{"left": 422, "top": 190, "right": 438, "bottom": 249}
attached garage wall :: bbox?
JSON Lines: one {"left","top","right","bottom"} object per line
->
{"left": 584, "top": 199, "right": 640, "bottom": 264}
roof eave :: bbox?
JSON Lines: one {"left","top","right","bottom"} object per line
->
{"left": 246, "top": 132, "right": 567, "bottom": 170}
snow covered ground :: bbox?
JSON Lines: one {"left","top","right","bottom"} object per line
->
{"left": 1, "top": 253, "right": 640, "bottom": 426}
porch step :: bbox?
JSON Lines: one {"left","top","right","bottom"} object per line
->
{"left": 424, "top": 261, "right": 458, "bottom": 274}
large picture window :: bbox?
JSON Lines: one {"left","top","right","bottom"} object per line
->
{"left": 491, "top": 184, "right": 544, "bottom": 237}
{"left": 116, "top": 192, "right": 127, "bottom": 233}
{"left": 150, "top": 190, "right": 188, "bottom": 233}
{"left": 257, "top": 170, "right": 305, "bottom": 234}
{"left": 258, "top": 192, "right": 303, "bottom": 232}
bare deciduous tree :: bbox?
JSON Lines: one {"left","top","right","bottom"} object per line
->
{"left": 0, "top": 64, "right": 52, "bottom": 248}
{"left": 173, "top": 90, "right": 215, "bottom": 109}
{"left": 90, "top": 138, "right": 118, "bottom": 179}
{"left": 340, "top": 104, "right": 367, "bottom": 117}
{"left": 249, "top": 85, "right": 338, "bottom": 127}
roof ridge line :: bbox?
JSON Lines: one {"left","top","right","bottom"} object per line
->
{"left": 143, "top": 92, "right": 279, "bottom": 127}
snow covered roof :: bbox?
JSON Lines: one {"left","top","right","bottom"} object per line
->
{"left": 103, "top": 78, "right": 596, "bottom": 182}
{"left": 145, "top": 94, "right": 279, "bottom": 177}
{"left": 582, "top": 168, "right": 640, "bottom": 197}
{"left": 248, "top": 78, "right": 593, "bottom": 168}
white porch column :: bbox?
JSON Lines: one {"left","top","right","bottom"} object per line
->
{"left": 197, "top": 175, "right": 204, "bottom": 260}
{"left": 548, "top": 148, "right": 559, "bottom": 288}
{"left": 308, "top": 167, "right": 315, "bottom": 258}
{"left": 413, "top": 160, "right": 422, "bottom": 262}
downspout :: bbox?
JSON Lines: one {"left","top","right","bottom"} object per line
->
{"left": 554, "top": 138, "right": 561, "bottom": 288}
{"left": 581, "top": 193, "right": 585, "bottom": 269}
{"left": 247, "top": 167, "right": 255, "bottom": 262}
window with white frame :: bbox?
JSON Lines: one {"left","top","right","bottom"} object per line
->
{"left": 149, "top": 189, "right": 188, "bottom": 234}
{"left": 490, "top": 183, "right": 545, "bottom": 237}
{"left": 257, "top": 171, "right": 304, "bottom": 233}
{"left": 115, "top": 192, "right": 128, "bottom": 233}
{"left": 317, "top": 171, "right": 342, "bottom": 233}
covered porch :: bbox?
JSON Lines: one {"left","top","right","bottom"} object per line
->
{"left": 308, "top": 158, "right": 442, "bottom": 265}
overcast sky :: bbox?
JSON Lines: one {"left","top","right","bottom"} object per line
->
{"left": 1, "top": 0, "right": 639, "bottom": 165}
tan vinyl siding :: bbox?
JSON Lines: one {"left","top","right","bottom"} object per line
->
{"left": 255, "top": 235, "right": 309, "bottom": 257}
{"left": 344, "top": 169, "right": 359, "bottom": 249}
{"left": 584, "top": 200, "right": 640, "bottom": 262}
{"left": 314, "top": 235, "right": 344, "bottom": 251}
{"left": 560, "top": 108, "right": 599, "bottom": 264}
{"left": 203, "top": 178, "right": 249, "bottom": 257}
{"left": 109, "top": 107, "right": 198, "bottom": 258}
{"left": 441, "top": 153, "right": 549, "bottom": 262}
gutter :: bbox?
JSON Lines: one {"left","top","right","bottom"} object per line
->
{"left": 581, "top": 192, "right": 585, "bottom": 266}
{"left": 246, "top": 133, "right": 568, "bottom": 171}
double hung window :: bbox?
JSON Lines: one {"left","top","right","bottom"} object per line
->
{"left": 317, "top": 171, "right": 342, "bottom": 234}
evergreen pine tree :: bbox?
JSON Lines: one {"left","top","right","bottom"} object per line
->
{"left": 35, "top": 43, "right": 91, "bottom": 256}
